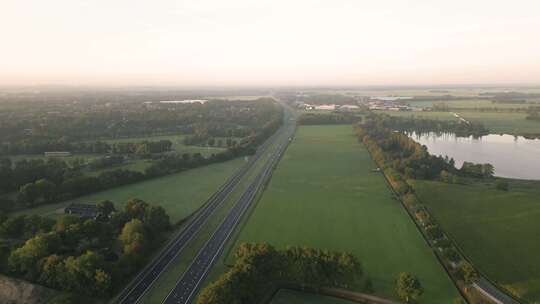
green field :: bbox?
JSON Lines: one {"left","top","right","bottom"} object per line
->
{"left": 373, "top": 110, "right": 457, "bottom": 120}
{"left": 374, "top": 109, "right": 540, "bottom": 136}
{"left": 412, "top": 179, "right": 540, "bottom": 302}
{"left": 408, "top": 99, "right": 534, "bottom": 109}
{"left": 99, "top": 134, "right": 228, "bottom": 156}
{"left": 229, "top": 125, "right": 459, "bottom": 303}
{"left": 270, "top": 289, "right": 355, "bottom": 304}
{"left": 456, "top": 112, "right": 540, "bottom": 135}
{"left": 14, "top": 158, "right": 245, "bottom": 222}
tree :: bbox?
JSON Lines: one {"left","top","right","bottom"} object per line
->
{"left": 96, "top": 200, "right": 116, "bottom": 217}
{"left": 459, "top": 263, "right": 479, "bottom": 284}
{"left": 35, "top": 179, "right": 57, "bottom": 202}
{"left": 94, "top": 269, "right": 112, "bottom": 295}
{"left": 440, "top": 170, "right": 450, "bottom": 183}
{"left": 18, "top": 182, "right": 39, "bottom": 206}
{"left": 495, "top": 180, "right": 509, "bottom": 191}
{"left": 396, "top": 272, "right": 424, "bottom": 303}
{"left": 124, "top": 199, "right": 149, "bottom": 220}
{"left": 0, "top": 215, "right": 26, "bottom": 238}
{"left": 144, "top": 206, "right": 170, "bottom": 233}
{"left": 119, "top": 219, "right": 147, "bottom": 255}
{"left": 9, "top": 233, "right": 61, "bottom": 277}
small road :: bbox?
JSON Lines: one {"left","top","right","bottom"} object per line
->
{"left": 116, "top": 109, "right": 294, "bottom": 304}
{"left": 473, "top": 278, "right": 521, "bottom": 304}
{"left": 161, "top": 116, "right": 295, "bottom": 304}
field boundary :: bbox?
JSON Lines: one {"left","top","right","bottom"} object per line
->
{"left": 361, "top": 134, "right": 526, "bottom": 304}
{"left": 261, "top": 283, "right": 403, "bottom": 304}
{"left": 413, "top": 189, "right": 525, "bottom": 304}
{"left": 221, "top": 125, "right": 297, "bottom": 266}
{"left": 361, "top": 140, "right": 469, "bottom": 303}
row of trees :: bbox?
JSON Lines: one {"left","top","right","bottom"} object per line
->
{"left": 297, "top": 113, "right": 362, "bottom": 125}
{"left": 197, "top": 243, "right": 363, "bottom": 304}
{"left": 0, "top": 98, "right": 282, "bottom": 153}
{"left": 0, "top": 139, "right": 173, "bottom": 156}
{"left": 369, "top": 113, "right": 489, "bottom": 138}
{"left": 1, "top": 106, "right": 282, "bottom": 212}
{"left": 2, "top": 199, "right": 170, "bottom": 297}
{"left": 355, "top": 115, "right": 495, "bottom": 182}
{"left": 356, "top": 115, "right": 484, "bottom": 303}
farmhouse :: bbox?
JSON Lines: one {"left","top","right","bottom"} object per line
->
{"left": 64, "top": 203, "right": 101, "bottom": 219}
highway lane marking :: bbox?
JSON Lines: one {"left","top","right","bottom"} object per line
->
{"left": 117, "top": 127, "right": 286, "bottom": 304}
{"left": 162, "top": 127, "right": 294, "bottom": 304}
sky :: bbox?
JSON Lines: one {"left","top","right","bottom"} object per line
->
{"left": 1, "top": 0, "right": 540, "bottom": 86}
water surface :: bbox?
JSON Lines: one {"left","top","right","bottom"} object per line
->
{"left": 411, "top": 133, "right": 540, "bottom": 180}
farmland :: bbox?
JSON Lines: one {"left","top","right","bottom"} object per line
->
{"left": 99, "top": 134, "right": 228, "bottom": 156}
{"left": 228, "top": 125, "right": 459, "bottom": 303}
{"left": 373, "top": 109, "right": 540, "bottom": 136}
{"left": 14, "top": 158, "right": 245, "bottom": 222}
{"left": 408, "top": 99, "right": 535, "bottom": 109}
{"left": 456, "top": 112, "right": 540, "bottom": 135}
{"left": 411, "top": 179, "right": 540, "bottom": 302}
{"left": 373, "top": 110, "right": 457, "bottom": 120}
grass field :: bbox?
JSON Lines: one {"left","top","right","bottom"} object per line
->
{"left": 412, "top": 179, "right": 540, "bottom": 302}
{"left": 374, "top": 109, "right": 540, "bottom": 136}
{"left": 14, "top": 158, "right": 245, "bottom": 222}
{"left": 270, "top": 289, "right": 356, "bottom": 304}
{"left": 138, "top": 126, "right": 287, "bottom": 303}
{"left": 373, "top": 110, "right": 457, "bottom": 120}
{"left": 408, "top": 99, "right": 535, "bottom": 109}
{"left": 100, "top": 134, "right": 228, "bottom": 156}
{"left": 228, "top": 125, "right": 459, "bottom": 303}
{"left": 456, "top": 112, "right": 540, "bottom": 135}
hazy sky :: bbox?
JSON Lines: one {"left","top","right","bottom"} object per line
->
{"left": 1, "top": 0, "right": 540, "bottom": 86}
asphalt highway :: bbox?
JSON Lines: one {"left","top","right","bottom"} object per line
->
{"left": 116, "top": 111, "right": 294, "bottom": 304}
{"left": 161, "top": 120, "right": 295, "bottom": 304}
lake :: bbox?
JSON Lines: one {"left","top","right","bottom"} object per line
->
{"left": 411, "top": 132, "right": 540, "bottom": 180}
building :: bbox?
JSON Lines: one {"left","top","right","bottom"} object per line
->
{"left": 339, "top": 104, "right": 360, "bottom": 111}
{"left": 64, "top": 203, "right": 101, "bottom": 219}
{"left": 44, "top": 151, "right": 71, "bottom": 157}
{"left": 314, "top": 104, "right": 336, "bottom": 110}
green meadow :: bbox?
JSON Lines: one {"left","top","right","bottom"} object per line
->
{"left": 14, "top": 158, "right": 245, "bottom": 222}
{"left": 230, "top": 125, "right": 459, "bottom": 303}
{"left": 373, "top": 110, "right": 457, "bottom": 120}
{"left": 456, "top": 112, "right": 540, "bottom": 135}
{"left": 412, "top": 179, "right": 540, "bottom": 302}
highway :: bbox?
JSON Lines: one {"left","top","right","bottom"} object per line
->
{"left": 116, "top": 106, "right": 295, "bottom": 304}
{"left": 161, "top": 115, "right": 295, "bottom": 304}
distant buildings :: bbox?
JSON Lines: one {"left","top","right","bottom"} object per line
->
{"left": 293, "top": 102, "right": 359, "bottom": 111}
{"left": 367, "top": 100, "right": 422, "bottom": 111}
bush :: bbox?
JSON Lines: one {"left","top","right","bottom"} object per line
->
{"left": 495, "top": 180, "right": 509, "bottom": 191}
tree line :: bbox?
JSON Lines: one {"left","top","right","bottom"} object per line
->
{"left": 0, "top": 149, "right": 245, "bottom": 212}
{"left": 0, "top": 98, "right": 282, "bottom": 155}
{"left": 1, "top": 199, "right": 170, "bottom": 297}
{"left": 0, "top": 106, "right": 283, "bottom": 212}
{"left": 354, "top": 115, "right": 494, "bottom": 185}
{"left": 355, "top": 115, "right": 482, "bottom": 302}
{"left": 197, "top": 243, "right": 363, "bottom": 304}
{"left": 297, "top": 113, "right": 362, "bottom": 125}
{"left": 370, "top": 113, "right": 489, "bottom": 137}
{"left": 0, "top": 139, "right": 174, "bottom": 156}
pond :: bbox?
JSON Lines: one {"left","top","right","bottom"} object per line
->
{"left": 410, "top": 132, "right": 540, "bottom": 180}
